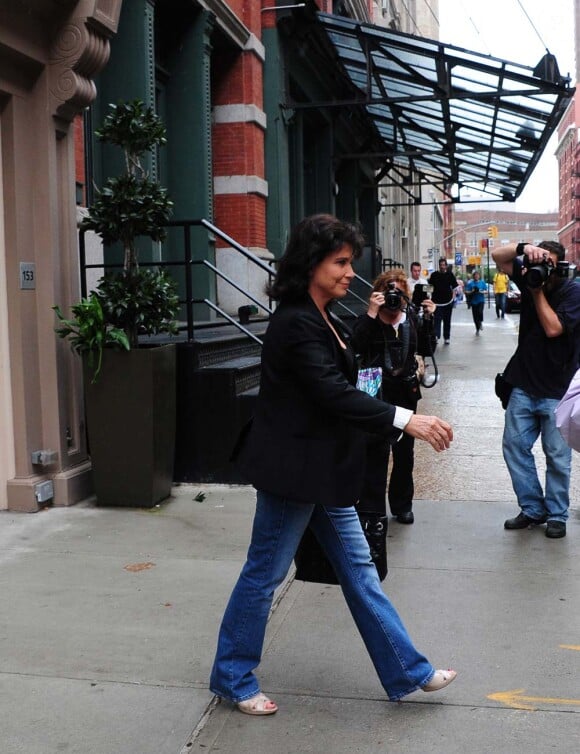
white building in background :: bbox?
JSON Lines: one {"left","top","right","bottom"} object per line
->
{"left": 371, "top": 0, "right": 442, "bottom": 276}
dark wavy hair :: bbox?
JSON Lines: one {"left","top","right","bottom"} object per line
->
{"left": 538, "top": 240, "right": 566, "bottom": 261}
{"left": 267, "top": 214, "right": 365, "bottom": 302}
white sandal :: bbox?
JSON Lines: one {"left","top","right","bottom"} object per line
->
{"left": 237, "top": 692, "right": 278, "bottom": 716}
{"left": 422, "top": 669, "right": 457, "bottom": 692}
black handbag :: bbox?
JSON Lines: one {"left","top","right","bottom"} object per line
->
{"left": 359, "top": 511, "right": 388, "bottom": 581}
{"left": 495, "top": 371, "right": 513, "bottom": 409}
{"left": 294, "top": 510, "right": 388, "bottom": 585}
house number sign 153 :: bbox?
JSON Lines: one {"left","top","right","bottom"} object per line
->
{"left": 20, "top": 262, "right": 35, "bottom": 290}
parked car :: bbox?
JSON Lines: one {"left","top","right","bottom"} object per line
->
{"left": 506, "top": 281, "right": 521, "bottom": 313}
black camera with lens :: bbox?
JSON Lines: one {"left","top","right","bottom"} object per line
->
{"left": 412, "top": 283, "right": 433, "bottom": 308}
{"left": 382, "top": 282, "right": 404, "bottom": 310}
{"left": 522, "top": 255, "right": 571, "bottom": 289}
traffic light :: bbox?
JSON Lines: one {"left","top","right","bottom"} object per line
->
{"left": 487, "top": 225, "right": 498, "bottom": 239}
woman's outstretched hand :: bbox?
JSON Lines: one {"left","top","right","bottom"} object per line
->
{"left": 404, "top": 414, "right": 453, "bottom": 452}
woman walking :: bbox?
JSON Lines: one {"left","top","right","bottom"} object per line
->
{"left": 209, "top": 214, "right": 456, "bottom": 715}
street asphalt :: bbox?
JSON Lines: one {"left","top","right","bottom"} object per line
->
{"left": 1, "top": 302, "right": 579, "bottom": 754}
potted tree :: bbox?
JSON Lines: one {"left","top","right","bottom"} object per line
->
{"left": 55, "top": 101, "right": 180, "bottom": 507}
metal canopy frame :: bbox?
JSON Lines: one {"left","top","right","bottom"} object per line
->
{"left": 282, "top": 9, "right": 574, "bottom": 205}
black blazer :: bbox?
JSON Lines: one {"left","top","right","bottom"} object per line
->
{"left": 234, "top": 296, "right": 401, "bottom": 507}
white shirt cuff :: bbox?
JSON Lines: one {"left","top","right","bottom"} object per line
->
{"left": 394, "top": 406, "right": 413, "bottom": 430}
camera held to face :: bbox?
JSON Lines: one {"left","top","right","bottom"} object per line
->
{"left": 522, "top": 255, "right": 571, "bottom": 289}
{"left": 382, "top": 282, "right": 404, "bottom": 310}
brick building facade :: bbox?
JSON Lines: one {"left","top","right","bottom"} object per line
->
{"left": 554, "top": 0, "right": 580, "bottom": 262}
{"left": 85, "top": 0, "right": 385, "bottom": 316}
{"left": 450, "top": 208, "right": 560, "bottom": 275}
{"left": 556, "top": 89, "right": 580, "bottom": 263}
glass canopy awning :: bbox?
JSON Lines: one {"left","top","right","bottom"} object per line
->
{"left": 283, "top": 10, "right": 574, "bottom": 205}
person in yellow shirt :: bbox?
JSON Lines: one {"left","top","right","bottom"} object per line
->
{"left": 493, "top": 270, "right": 509, "bottom": 318}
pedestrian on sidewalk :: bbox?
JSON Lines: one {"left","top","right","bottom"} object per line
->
{"left": 210, "top": 214, "right": 456, "bottom": 716}
{"left": 466, "top": 270, "right": 487, "bottom": 335}
{"left": 493, "top": 269, "right": 509, "bottom": 318}
{"left": 429, "top": 258, "right": 458, "bottom": 344}
{"left": 454, "top": 277, "right": 465, "bottom": 306}
{"left": 407, "top": 260, "right": 428, "bottom": 298}
{"left": 493, "top": 240, "right": 580, "bottom": 539}
{"left": 351, "top": 269, "right": 436, "bottom": 525}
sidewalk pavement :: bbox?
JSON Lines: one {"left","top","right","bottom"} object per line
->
{"left": 1, "top": 303, "right": 579, "bottom": 754}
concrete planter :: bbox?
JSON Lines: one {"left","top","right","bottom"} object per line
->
{"left": 83, "top": 345, "right": 176, "bottom": 507}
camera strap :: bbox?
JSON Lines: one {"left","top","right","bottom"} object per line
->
{"left": 382, "top": 318, "right": 413, "bottom": 377}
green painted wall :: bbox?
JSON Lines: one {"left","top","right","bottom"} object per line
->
{"left": 92, "top": 0, "right": 157, "bottom": 267}
{"left": 90, "top": 0, "right": 216, "bottom": 312}
{"left": 95, "top": 0, "right": 155, "bottom": 186}
{"left": 263, "top": 27, "right": 291, "bottom": 260}
{"left": 162, "top": 9, "right": 216, "bottom": 313}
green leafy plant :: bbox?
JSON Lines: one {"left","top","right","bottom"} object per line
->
{"left": 53, "top": 294, "right": 129, "bottom": 382}
{"left": 56, "top": 100, "right": 180, "bottom": 362}
{"left": 81, "top": 100, "right": 174, "bottom": 271}
{"left": 97, "top": 268, "right": 179, "bottom": 348}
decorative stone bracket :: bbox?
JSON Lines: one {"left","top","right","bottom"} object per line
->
{"left": 49, "top": 0, "right": 122, "bottom": 123}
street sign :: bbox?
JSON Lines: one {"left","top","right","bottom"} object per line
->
{"left": 455, "top": 252, "right": 462, "bottom": 266}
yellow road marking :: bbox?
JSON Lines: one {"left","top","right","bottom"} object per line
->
{"left": 559, "top": 645, "right": 580, "bottom": 651}
{"left": 488, "top": 689, "right": 580, "bottom": 711}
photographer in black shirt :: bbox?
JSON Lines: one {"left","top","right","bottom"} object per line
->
{"left": 493, "top": 241, "right": 580, "bottom": 539}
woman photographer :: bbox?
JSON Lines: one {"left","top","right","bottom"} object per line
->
{"left": 351, "top": 270, "right": 436, "bottom": 525}
{"left": 209, "top": 214, "right": 455, "bottom": 716}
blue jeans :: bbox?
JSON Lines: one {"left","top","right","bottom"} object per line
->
{"left": 495, "top": 292, "right": 506, "bottom": 317}
{"left": 503, "top": 387, "right": 571, "bottom": 522}
{"left": 210, "top": 491, "right": 435, "bottom": 702}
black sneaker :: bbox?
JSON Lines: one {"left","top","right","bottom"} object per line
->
{"left": 504, "top": 512, "right": 547, "bottom": 530}
{"left": 545, "top": 521, "right": 566, "bottom": 539}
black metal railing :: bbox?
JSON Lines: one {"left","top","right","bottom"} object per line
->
{"left": 79, "top": 218, "right": 278, "bottom": 344}
{"left": 382, "top": 257, "right": 405, "bottom": 271}
{"left": 79, "top": 217, "right": 369, "bottom": 343}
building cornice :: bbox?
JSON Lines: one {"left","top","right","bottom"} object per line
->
{"left": 555, "top": 123, "right": 578, "bottom": 156}
{"left": 48, "top": 0, "right": 122, "bottom": 123}
{"left": 245, "top": 32, "right": 265, "bottom": 62}
{"left": 197, "top": 0, "right": 251, "bottom": 49}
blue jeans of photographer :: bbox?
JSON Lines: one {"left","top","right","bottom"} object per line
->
{"left": 503, "top": 387, "right": 571, "bottom": 522}
{"left": 210, "top": 490, "right": 435, "bottom": 703}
